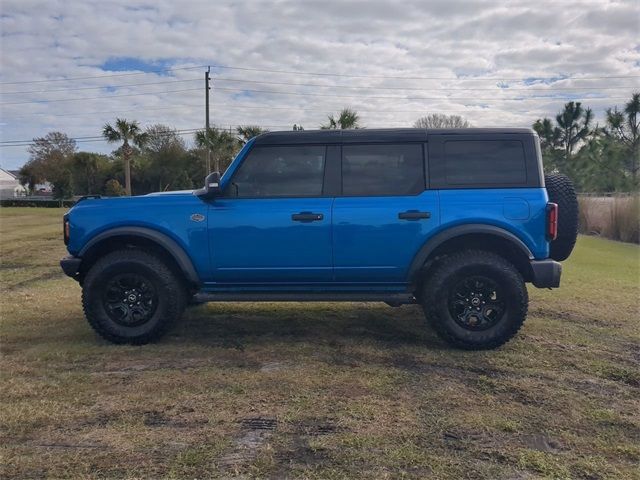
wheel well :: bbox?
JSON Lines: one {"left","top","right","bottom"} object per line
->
{"left": 419, "top": 233, "right": 533, "bottom": 283}
{"left": 79, "top": 235, "right": 195, "bottom": 289}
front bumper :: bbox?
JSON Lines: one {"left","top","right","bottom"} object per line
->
{"left": 530, "top": 259, "right": 562, "bottom": 288}
{"left": 60, "top": 255, "right": 82, "bottom": 281}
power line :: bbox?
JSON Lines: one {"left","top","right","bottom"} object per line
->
{"left": 2, "top": 101, "right": 557, "bottom": 120}
{"left": 207, "top": 63, "right": 640, "bottom": 81}
{"left": 5, "top": 92, "right": 625, "bottom": 120}
{"left": 0, "top": 128, "right": 203, "bottom": 146}
{"left": 4, "top": 104, "right": 205, "bottom": 118}
{"left": 0, "top": 88, "right": 201, "bottom": 105}
{"left": 210, "top": 103, "right": 542, "bottom": 114}
{"left": 212, "top": 85, "right": 631, "bottom": 102}
{"left": 2, "top": 63, "right": 638, "bottom": 87}
{"left": 2, "top": 75, "right": 632, "bottom": 98}
{"left": 0, "top": 125, "right": 293, "bottom": 147}
{"left": 211, "top": 76, "right": 637, "bottom": 92}
{"left": 0, "top": 65, "right": 207, "bottom": 85}
{"left": 0, "top": 78, "right": 201, "bottom": 95}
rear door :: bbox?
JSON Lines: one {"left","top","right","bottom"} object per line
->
{"left": 207, "top": 144, "right": 334, "bottom": 285}
{"left": 332, "top": 143, "right": 440, "bottom": 285}
{"left": 428, "top": 133, "right": 548, "bottom": 258}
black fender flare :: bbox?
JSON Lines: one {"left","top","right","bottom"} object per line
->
{"left": 407, "top": 224, "right": 534, "bottom": 282}
{"left": 79, "top": 226, "right": 200, "bottom": 285}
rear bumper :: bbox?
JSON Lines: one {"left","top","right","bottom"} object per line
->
{"left": 530, "top": 259, "right": 562, "bottom": 288}
{"left": 60, "top": 255, "right": 82, "bottom": 281}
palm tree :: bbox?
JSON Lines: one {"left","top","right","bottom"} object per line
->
{"left": 194, "top": 128, "right": 238, "bottom": 173}
{"left": 555, "top": 102, "right": 593, "bottom": 163}
{"left": 102, "top": 118, "right": 148, "bottom": 195}
{"left": 236, "top": 125, "right": 267, "bottom": 145}
{"left": 321, "top": 108, "right": 361, "bottom": 129}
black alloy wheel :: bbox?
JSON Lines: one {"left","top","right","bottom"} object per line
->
{"left": 103, "top": 273, "right": 158, "bottom": 327}
{"left": 82, "top": 249, "right": 186, "bottom": 344}
{"left": 448, "top": 275, "right": 505, "bottom": 331}
{"left": 421, "top": 250, "right": 528, "bottom": 350}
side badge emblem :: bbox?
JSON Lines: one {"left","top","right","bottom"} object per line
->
{"left": 190, "top": 213, "right": 205, "bottom": 222}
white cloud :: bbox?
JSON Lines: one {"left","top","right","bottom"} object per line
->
{"left": 0, "top": 0, "right": 638, "bottom": 168}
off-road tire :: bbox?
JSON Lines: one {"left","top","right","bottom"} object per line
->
{"left": 421, "top": 250, "right": 528, "bottom": 350}
{"left": 545, "top": 173, "right": 578, "bottom": 261}
{"left": 82, "top": 249, "right": 186, "bottom": 344}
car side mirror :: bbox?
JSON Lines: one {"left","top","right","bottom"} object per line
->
{"left": 194, "top": 171, "right": 221, "bottom": 199}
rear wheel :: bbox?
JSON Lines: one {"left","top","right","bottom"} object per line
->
{"left": 421, "top": 250, "right": 528, "bottom": 350}
{"left": 82, "top": 249, "right": 186, "bottom": 344}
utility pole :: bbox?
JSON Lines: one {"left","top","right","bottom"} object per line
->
{"left": 205, "top": 66, "right": 211, "bottom": 173}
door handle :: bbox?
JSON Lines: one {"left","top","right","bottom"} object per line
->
{"left": 292, "top": 212, "right": 324, "bottom": 222}
{"left": 398, "top": 210, "right": 431, "bottom": 220}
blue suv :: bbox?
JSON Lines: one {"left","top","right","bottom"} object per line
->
{"left": 60, "top": 128, "right": 578, "bottom": 349}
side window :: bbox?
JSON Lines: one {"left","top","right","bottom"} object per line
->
{"left": 342, "top": 144, "right": 424, "bottom": 196}
{"left": 444, "top": 140, "right": 527, "bottom": 185}
{"left": 228, "top": 145, "right": 326, "bottom": 197}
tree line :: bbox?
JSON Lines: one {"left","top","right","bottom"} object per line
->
{"left": 18, "top": 93, "right": 638, "bottom": 198}
{"left": 533, "top": 93, "right": 638, "bottom": 192}
{"left": 19, "top": 123, "right": 259, "bottom": 198}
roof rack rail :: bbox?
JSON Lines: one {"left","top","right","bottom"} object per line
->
{"left": 76, "top": 195, "right": 101, "bottom": 202}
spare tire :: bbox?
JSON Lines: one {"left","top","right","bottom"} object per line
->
{"left": 545, "top": 174, "right": 578, "bottom": 261}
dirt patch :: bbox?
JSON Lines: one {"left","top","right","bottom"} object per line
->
{"left": 442, "top": 427, "right": 505, "bottom": 452}
{"left": 259, "top": 361, "right": 293, "bottom": 372}
{"left": 295, "top": 418, "right": 342, "bottom": 436}
{"left": 521, "top": 434, "right": 563, "bottom": 453}
{"left": 219, "top": 417, "right": 278, "bottom": 470}
{"left": 274, "top": 435, "right": 331, "bottom": 468}
{"left": 2, "top": 271, "right": 64, "bottom": 291}
{"left": 90, "top": 355, "right": 260, "bottom": 375}
{"left": 531, "top": 307, "right": 624, "bottom": 329}
{"left": 143, "top": 410, "right": 171, "bottom": 427}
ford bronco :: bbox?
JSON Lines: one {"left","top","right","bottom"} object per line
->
{"left": 60, "top": 128, "right": 578, "bottom": 349}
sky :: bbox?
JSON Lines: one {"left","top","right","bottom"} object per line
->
{"left": 0, "top": 0, "right": 638, "bottom": 170}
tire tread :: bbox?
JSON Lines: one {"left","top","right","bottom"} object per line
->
{"left": 422, "top": 250, "right": 528, "bottom": 350}
{"left": 545, "top": 173, "right": 579, "bottom": 261}
{"left": 82, "top": 249, "right": 185, "bottom": 344}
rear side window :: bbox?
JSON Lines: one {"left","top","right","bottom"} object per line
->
{"left": 229, "top": 145, "right": 325, "bottom": 197}
{"left": 342, "top": 144, "right": 424, "bottom": 196}
{"left": 444, "top": 140, "right": 527, "bottom": 185}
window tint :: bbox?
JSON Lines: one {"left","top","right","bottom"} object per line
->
{"left": 342, "top": 144, "right": 424, "bottom": 196}
{"left": 444, "top": 140, "right": 526, "bottom": 185}
{"left": 229, "top": 145, "right": 325, "bottom": 197}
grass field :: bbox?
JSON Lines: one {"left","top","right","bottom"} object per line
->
{"left": 1, "top": 207, "right": 639, "bottom": 479}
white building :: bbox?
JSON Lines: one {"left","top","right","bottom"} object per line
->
{"left": 0, "top": 168, "right": 27, "bottom": 199}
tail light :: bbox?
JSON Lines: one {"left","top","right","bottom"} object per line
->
{"left": 546, "top": 203, "right": 558, "bottom": 241}
{"left": 63, "top": 218, "right": 70, "bottom": 245}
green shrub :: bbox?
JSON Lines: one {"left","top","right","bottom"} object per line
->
{"left": 0, "top": 199, "right": 75, "bottom": 208}
{"left": 104, "top": 179, "right": 126, "bottom": 196}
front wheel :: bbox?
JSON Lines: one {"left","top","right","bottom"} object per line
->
{"left": 82, "top": 249, "right": 186, "bottom": 344}
{"left": 421, "top": 250, "right": 528, "bottom": 350}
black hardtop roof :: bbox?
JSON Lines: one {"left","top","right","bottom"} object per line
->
{"left": 253, "top": 127, "right": 536, "bottom": 145}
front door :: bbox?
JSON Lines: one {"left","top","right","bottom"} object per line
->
{"left": 206, "top": 144, "right": 333, "bottom": 286}
{"left": 332, "top": 143, "right": 440, "bottom": 285}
